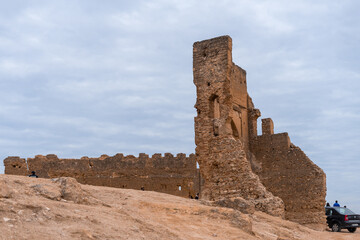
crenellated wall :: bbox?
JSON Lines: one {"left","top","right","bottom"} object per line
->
{"left": 4, "top": 153, "right": 201, "bottom": 198}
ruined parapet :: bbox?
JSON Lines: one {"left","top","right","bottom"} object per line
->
{"left": 250, "top": 122, "right": 326, "bottom": 225}
{"left": 4, "top": 153, "right": 200, "bottom": 198}
{"left": 4, "top": 157, "right": 28, "bottom": 176}
{"left": 193, "top": 36, "right": 284, "bottom": 216}
{"left": 261, "top": 118, "right": 274, "bottom": 135}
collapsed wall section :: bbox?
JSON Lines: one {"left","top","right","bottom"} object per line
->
{"left": 250, "top": 120, "right": 326, "bottom": 224}
{"left": 4, "top": 157, "right": 28, "bottom": 176}
{"left": 4, "top": 153, "right": 200, "bottom": 198}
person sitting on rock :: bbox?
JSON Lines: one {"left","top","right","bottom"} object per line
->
{"left": 195, "top": 193, "right": 199, "bottom": 200}
{"left": 333, "top": 200, "right": 340, "bottom": 207}
{"left": 28, "top": 171, "right": 38, "bottom": 178}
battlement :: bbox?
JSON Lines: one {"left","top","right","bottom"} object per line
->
{"left": 4, "top": 153, "right": 200, "bottom": 198}
{"left": 250, "top": 132, "right": 291, "bottom": 152}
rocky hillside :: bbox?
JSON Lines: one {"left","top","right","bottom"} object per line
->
{"left": 0, "top": 175, "right": 358, "bottom": 240}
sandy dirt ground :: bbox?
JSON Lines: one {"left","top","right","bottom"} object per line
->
{"left": 0, "top": 175, "right": 359, "bottom": 240}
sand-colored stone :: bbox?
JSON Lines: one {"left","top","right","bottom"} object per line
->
{"left": 193, "top": 36, "right": 284, "bottom": 217}
{"left": 193, "top": 36, "right": 326, "bottom": 225}
{"left": 0, "top": 179, "right": 13, "bottom": 198}
{"left": 250, "top": 133, "right": 326, "bottom": 224}
{"left": 4, "top": 153, "right": 200, "bottom": 199}
{"left": 3, "top": 156, "right": 28, "bottom": 176}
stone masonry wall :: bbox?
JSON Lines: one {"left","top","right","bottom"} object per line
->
{"left": 193, "top": 35, "right": 326, "bottom": 224}
{"left": 4, "top": 153, "right": 200, "bottom": 198}
{"left": 193, "top": 36, "right": 284, "bottom": 217}
{"left": 250, "top": 123, "right": 326, "bottom": 224}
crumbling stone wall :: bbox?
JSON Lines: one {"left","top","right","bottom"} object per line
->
{"left": 4, "top": 153, "right": 200, "bottom": 198}
{"left": 193, "top": 36, "right": 284, "bottom": 217}
{"left": 250, "top": 119, "right": 326, "bottom": 224}
{"left": 193, "top": 35, "right": 326, "bottom": 224}
{"left": 3, "top": 157, "right": 28, "bottom": 176}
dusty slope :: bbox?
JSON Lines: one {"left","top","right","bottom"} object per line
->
{"left": 0, "top": 175, "right": 358, "bottom": 240}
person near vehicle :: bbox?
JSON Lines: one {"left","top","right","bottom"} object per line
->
{"left": 333, "top": 200, "right": 340, "bottom": 207}
{"left": 326, "top": 202, "right": 330, "bottom": 207}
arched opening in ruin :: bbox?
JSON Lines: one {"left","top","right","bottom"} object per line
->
{"left": 209, "top": 95, "right": 220, "bottom": 119}
{"left": 178, "top": 185, "right": 182, "bottom": 191}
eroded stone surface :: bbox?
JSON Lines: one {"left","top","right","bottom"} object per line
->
{"left": 0, "top": 179, "right": 13, "bottom": 198}
{"left": 193, "top": 36, "right": 284, "bottom": 217}
{"left": 4, "top": 153, "right": 200, "bottom": 199}
{"left": 250, "top": 134, "right": 326, "bottom": 224}
{"left": 193, "top": 35, "right": 326, "bottom": 224}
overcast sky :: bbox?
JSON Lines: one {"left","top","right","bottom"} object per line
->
{"left": 1, "top": 0, "right": 359, "bottom": 212}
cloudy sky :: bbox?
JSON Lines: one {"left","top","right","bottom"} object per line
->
{"left": 1, "top": 1, "right": 359, "bottom": 212}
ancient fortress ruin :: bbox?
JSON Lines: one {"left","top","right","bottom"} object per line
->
{"left": 4, "top": 36, "right": 326, "bottom": 225}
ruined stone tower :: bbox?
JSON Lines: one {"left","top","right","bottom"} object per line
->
{"left": 193, "top": 35, "right": 326, "bottom": 224}
{"left": 193, "top": 36, "right": 284, "bottom": 217}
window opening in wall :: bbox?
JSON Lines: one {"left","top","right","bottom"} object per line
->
{"left": 178, "top": 186, "right": 182, "bottom": 191}
{"left": 196, "top": 162, "right": 200, "bottom": 169}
